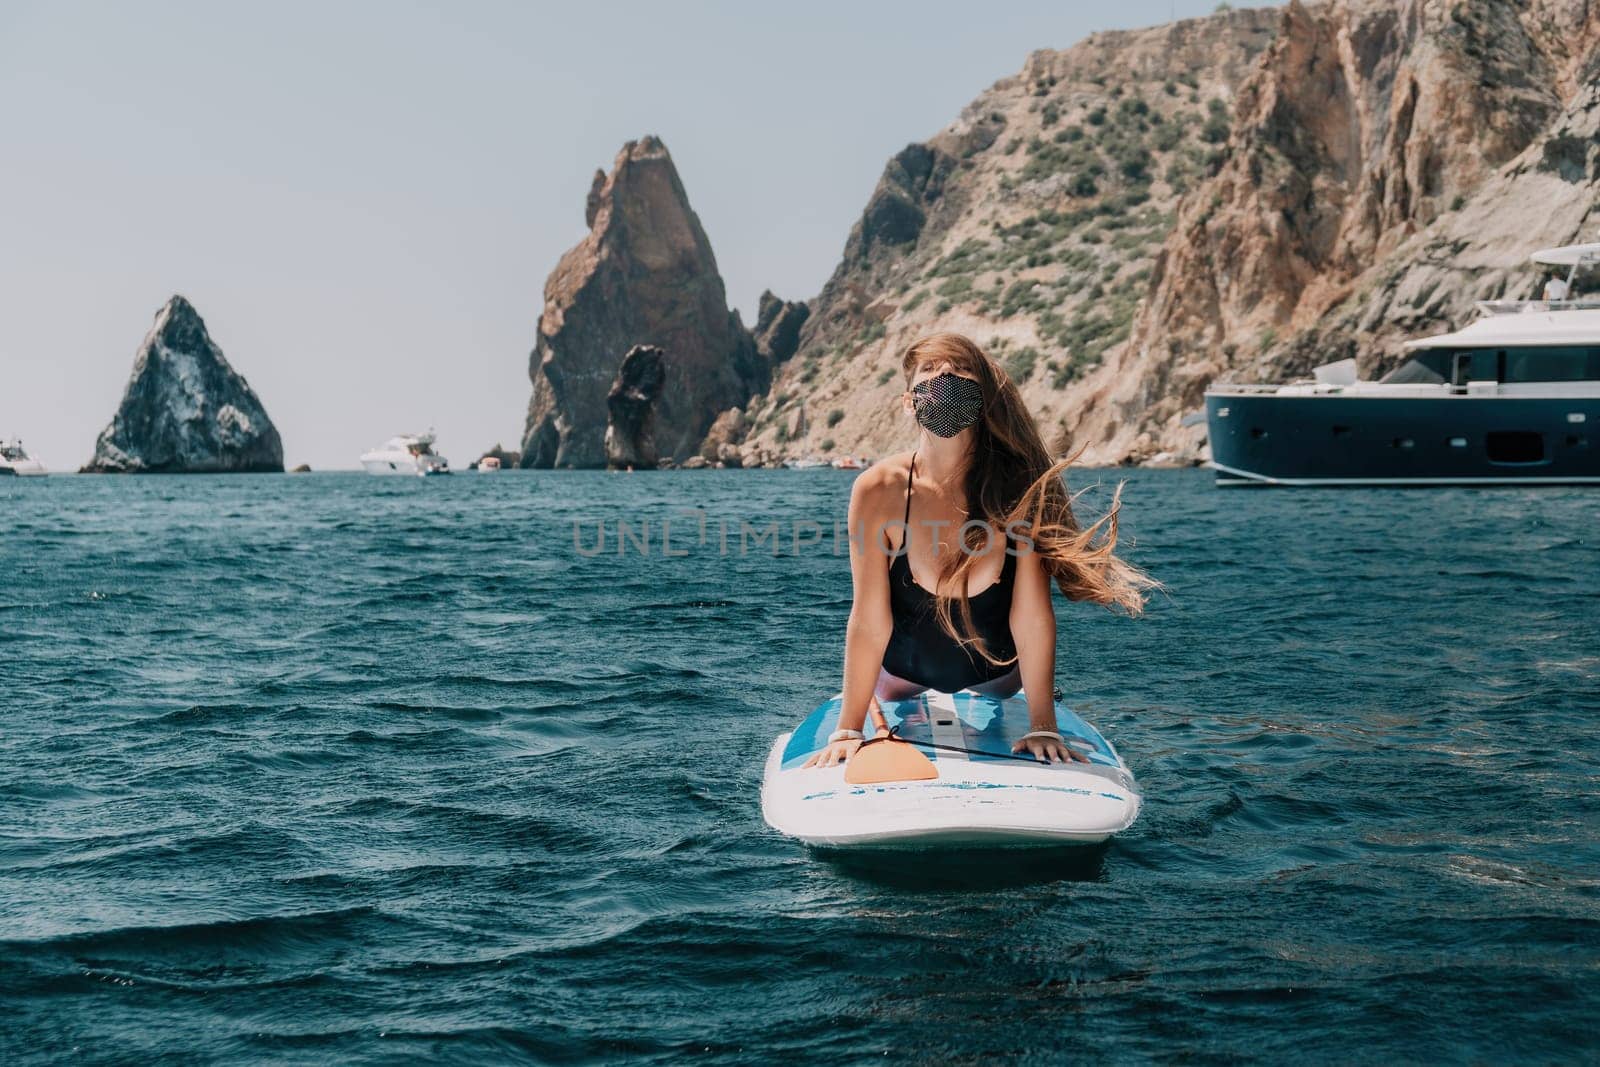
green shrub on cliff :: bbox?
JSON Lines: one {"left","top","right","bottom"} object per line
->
{"left": 1003, "top": 346, "right": 1041, "bottom": 382}
{"left": 1201, "top": 98, "right": 1230, "bottom": 143}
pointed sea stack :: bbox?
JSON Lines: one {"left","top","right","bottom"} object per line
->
{"left": 519, "top": 135, "right": 769, "bottom": 468}
{"left": 82, "top": 296, "right": 283, "bottom": 473}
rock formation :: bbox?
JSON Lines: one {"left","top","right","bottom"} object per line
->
{"left": 700, "top": 405, "right": 747, "bottom": 467}
{"left": 82, "top": 296, "right": 283, "bottom": 473}
{"left": 1076, "top": 0, "right": 1600, "bottom": 463}
{"left": 740, "top": 0, "right": 1600, "bottom": 466}
{"left": 604, "top": 344, "right": 666, "bottom": 470}
{"left": 520, "top": 136, "right": 774, "bottom": 468}
{"left": 473, "top": 443, "right": 522, "bottom": 470}
{"left": 753, "top": 290, "right": 810, "bottom": 365}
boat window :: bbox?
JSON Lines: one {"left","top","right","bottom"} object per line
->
{"left": 1388, "top": 346, "right": 1600, "bottom": 383}
{"left": 1501, "top": 346, "right": 1600, "bottom": 383}
{"left": 1378, "top": 350, "right": 1450, "bottom": 384}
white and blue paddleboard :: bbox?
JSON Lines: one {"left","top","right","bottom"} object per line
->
{"left": 761, "top": 688, "right": 1141, "bottom": 850}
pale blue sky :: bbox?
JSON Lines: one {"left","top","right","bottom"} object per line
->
{"left": 0, "top": 0, "right": 1271, "bottom": 470}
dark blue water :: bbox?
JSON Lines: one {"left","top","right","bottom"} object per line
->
{"left": 2, "top": 470, "right": 1596, "bottom": 1063}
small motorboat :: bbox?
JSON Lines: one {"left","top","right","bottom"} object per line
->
{"left": 477, "top": 455, "right": 502, "bottom": 473}
{"left": 360, "top": 431, "right": 450, "bottom": 476}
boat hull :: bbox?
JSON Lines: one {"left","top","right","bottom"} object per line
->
{"left": 361, "top": 454, "right": 449, "bottom": 476}
{"left": 1206, "top": 393, "right": 1600, "bottom": 485}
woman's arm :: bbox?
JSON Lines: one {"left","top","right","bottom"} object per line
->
{"left": 1009, "top": 539, "right": 1085, "bottom": 763}
{"left": 838, "top": 468, "right": 893, "bottom": 733}
{"left": 804, "top": 468, "right": 892, "bottom": 768}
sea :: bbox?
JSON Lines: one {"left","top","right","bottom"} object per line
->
{"left": 1, "top": 469, "right": 1596, "bottom": 1064}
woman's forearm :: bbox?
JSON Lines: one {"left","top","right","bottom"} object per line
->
{"left": 839, "top": 609, "right": 891, "bottom": 732}
{"left": 1012, "top": 613, "right": 1058, "bottom": 728}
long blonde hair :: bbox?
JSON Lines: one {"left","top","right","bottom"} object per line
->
{"left": 898, "top": 332, "right": 1160, "bottom": 669}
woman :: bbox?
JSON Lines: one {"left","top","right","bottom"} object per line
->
{"left": 804, "top": 333, "right": 1158, "bottom": 769}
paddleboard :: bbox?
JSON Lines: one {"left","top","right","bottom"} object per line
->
{"left": 761, "top": 688, "right": 1141, "bottom": 850}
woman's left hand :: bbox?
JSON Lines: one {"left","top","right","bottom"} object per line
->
{"left": 1012, "top": 732, "right": 1089, "bottom": 764}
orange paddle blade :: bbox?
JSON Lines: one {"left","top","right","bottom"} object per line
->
{"left": 844, "top": 738, "right": 938, "bottom": 784}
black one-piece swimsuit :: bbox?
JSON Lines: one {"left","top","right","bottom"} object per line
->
{"left": 879, "top": 451, "right": 1019, "bottom": 693}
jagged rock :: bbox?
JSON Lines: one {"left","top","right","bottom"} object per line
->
{"left": 520, "top": 136, "right": 769, "bottom": 468}
{"left": 856, "top": 144, "right": 957, "bottom": 260}
{"left": 680, "top": 455, "right": 710, "bottom": 469}
{"left": 584, "top": 168, "right": 607, "bottom": 227}
{"left": 753, "top": 290, "right": 809, "bottom": 365}
{"left": 290, "top": 464, "right": 311, "bottom": 473}
{"left": 715, "top": 442, "right": 744, "bottom": 468}
{"left": 700, "top": 406, "right": 748, "bottom": 461}
{"left": 605, "top": 344, "right": 666, "bottom": 470}
{"left": 82, "top": 296, "right": 283, "bottom": 474}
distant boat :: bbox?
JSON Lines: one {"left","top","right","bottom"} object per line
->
{"left": 1205, "top": 240, "right": 1600, "bottom": 486}
{"left": 0, "top": 438, "right": 46, "bottom": 476}
{"left": 830, "top": 455, "right": 869, "bottom": 470}
{"left": 477, "top": 455, "right": 502, "bottom": 473}
{"left": 360, "top": 431, "right": 450, "bottom": 476}
{"left": 783, "top": 455, "right": 828, "bottom": 469}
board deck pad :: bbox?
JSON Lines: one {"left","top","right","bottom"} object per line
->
{"left": 779, "top": 689, "right": 1121, "bottom": 771}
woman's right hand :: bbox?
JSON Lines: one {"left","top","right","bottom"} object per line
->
{"left": 802, "top": 739, "right": 863, "bottom": 769}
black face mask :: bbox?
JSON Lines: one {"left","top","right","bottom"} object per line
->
{"left": 911, "top": 372, "right": 984, "bottom": 438}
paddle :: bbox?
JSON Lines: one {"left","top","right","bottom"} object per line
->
{"left": 843, "top": 693, "right": 939, "bottom": 785}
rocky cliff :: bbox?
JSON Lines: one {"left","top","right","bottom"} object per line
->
{"left": 738, "top": 7, "right": 1278, "bottom": 464}
{"left": 82, "top": 296, "right": 283, "bottom": 474}
{"left": 519, "top": 136, "right": 789, "bottom": 468}
{"left": 1079, "top": 0, "right": 1600, "bottom": 463}
{"left": 738, "top": 0, "right": 1600, "bottom": 467}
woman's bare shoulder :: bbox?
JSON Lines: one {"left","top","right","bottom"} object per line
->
{"left": 846, "top": 452, "right": 912, "bottom": 523}
{"left": 852, "top": 452, "right": 913, "bottom": 499}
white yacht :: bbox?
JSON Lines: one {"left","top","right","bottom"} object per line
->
{"left": 0, "top": 438, "right": 46, "bottom": 476}
{"left": 1205, "top": 241, "right": 1600, "bottom": 486}
{"left": 360, "top": 431, "right": 451, "bottom": 476}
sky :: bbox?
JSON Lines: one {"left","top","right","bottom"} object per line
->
{"left": 0, "top": 0, "right": 1272, "bottom": 471}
